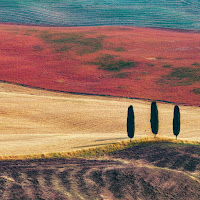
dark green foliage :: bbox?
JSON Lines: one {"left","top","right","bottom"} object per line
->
{"left": 146, "top": 63, "right": 154, "bottom": 67}
{"left": 101, "top": 60, "right": 135, "bottom": 71}
{"left": 150, "top": 101, "right": 159, "bottom": 138}
{"left": 162, "top": 64, "right": 172, "bottom": 68}
{"left": 156, "top": 57, "right": 164, "bottom": 60}
{"left": 39, "top": 31, "right": 103, "bottom": 55}
{"left": 127, "top": 105, "right": 135, "bottom": 142}
{"left": 173, "top": 105, "right": 180, "bottom": 139}
{"left": 190, "top": 88, "right": 200, "bottom": 95}
{"left": 33, "top": 45, "right": 44, "bottom": 51}
{"left": 159, "top": 67, "right": 200, "bottom": 86}
{"left": 114, "top": 47, "right": 125, "bottom": 52}
{"left": 191, "top": 62, "right": 200, "bottom": 66}
{"left": 169, "top": 67, "right": 200, "bottom": 81}
{"left": 92, "top": 54, "right": 137, "bottom": 72}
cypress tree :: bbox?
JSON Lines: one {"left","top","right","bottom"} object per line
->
{"left": 127, "top": 105, "right": 135, "bottom": 142}
{"left": 173, "top": 105, "right": 180, "bottom": 140}
{"left": 150, "top": 101, "right": 159, "bottom": 138}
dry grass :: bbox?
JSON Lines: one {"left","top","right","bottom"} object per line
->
{"left": 0, "top": 137, "right": 199, "bottom": 161}
{"left": 0, "top": 82, "right": 199, "bottom": 156}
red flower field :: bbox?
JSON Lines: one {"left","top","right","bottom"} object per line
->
{"left": 0, "top": 24, "right": 199, "bottom": 106}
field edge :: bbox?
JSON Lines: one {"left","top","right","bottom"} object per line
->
{"left": 1, "top": 137, "right": 199, "bottom": 161}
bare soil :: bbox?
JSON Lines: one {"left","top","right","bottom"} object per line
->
{"left": 0, "top": 143, "right": 199, "bottom": 200}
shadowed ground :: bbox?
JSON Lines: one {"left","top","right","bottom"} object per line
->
{"left": 0, "top": 143, "right": 199, "bottom": 199}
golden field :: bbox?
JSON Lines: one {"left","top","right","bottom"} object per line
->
{"left": 0, "top": 82, "right": 199, "bottom": 156}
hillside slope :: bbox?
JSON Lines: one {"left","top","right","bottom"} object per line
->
{"left": 0, "top": 0, "right": 200, "bottom": 30}
{"left": 0, "top": 142, "right": 199, "bottom": 200}
{"left": 0, "top": 82, "right": 199, "bottom": 156}
{"left": 0, "top": 24, "right": 199, "bottom": 106}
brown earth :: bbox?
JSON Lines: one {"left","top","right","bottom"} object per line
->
{"left": 0, "top": 143, "right": 199, "bottom": 200}
{"left": 0, "top": 24, "right": 199, "bottom": 106}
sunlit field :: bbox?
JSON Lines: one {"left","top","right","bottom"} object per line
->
{"left": 0, "top": 82, "right": 199, "bottom": 156}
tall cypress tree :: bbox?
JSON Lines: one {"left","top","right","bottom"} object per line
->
{"left": 173, "top": 105, "right": 180, "bottom": 140}
{"left": 127, "top": 105, "right": 135, "bottom": 142}
{"left": 150, "top": 101, "right": 158, "bottom": 138}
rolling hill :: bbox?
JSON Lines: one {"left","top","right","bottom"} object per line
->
{"left": 0, "top": 141, "right": 199, "bottom": 200}
{"left": 0, "top": 23, "right": 199, "bottom": 199}
{"left": 0, "top": 81, "right": 199, "bottom": 156}
{"left": 0, "top": 24, "right": 199, "bottom": 106}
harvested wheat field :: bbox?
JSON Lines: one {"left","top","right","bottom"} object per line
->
{"left": 0, "top": 82, "right": 199, "bottom": 156}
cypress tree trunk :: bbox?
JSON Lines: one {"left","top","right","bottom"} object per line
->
{"left": 173, "top": 105, "right": 180, "bottom": 139}
{"left": 150, "top": 101, "right": 159, "bottom": 138}
{"left": 127, "top": 105, "right": 135, "bottom": 142}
